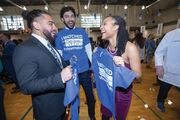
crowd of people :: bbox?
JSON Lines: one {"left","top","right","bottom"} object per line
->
{"left": 0, "top": 33, "right": 24, "bottom": 119}
{"left": 0, "top": 6, "right": 179, "bottom": 120}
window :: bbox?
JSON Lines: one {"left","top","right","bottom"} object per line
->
{"left": 80, "top": 13, "right": 102, "bottom": 28}
{"left": 0, "top": 15, "right": 24, "bottom": 31}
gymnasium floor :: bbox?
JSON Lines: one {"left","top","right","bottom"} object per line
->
{"left": 3, "top": 64, "right": 180, "bottom": 120}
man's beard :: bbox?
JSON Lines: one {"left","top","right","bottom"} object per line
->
{"left": 43, "top": 30, "right": 56, "bottom": 46}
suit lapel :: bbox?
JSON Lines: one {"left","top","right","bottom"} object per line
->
{"left": 31, "top": 36, "right": 62, "bottom": 68}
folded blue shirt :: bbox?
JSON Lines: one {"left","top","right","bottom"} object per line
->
{"left": 64, "top": 55, "right": 80, "bottom": 120}
{"left": 92, "top": 47, "right": 137, "bottom": 119}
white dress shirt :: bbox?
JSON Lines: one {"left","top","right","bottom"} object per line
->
{"left": 155, "top": 28, "right": 180, "bottom": 87}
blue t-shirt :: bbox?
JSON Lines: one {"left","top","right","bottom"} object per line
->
{"left": 92, "top": 47, "right": 137, "bottom": 119}
{"left": 64, "top": 56, "right": 79, "bottom": 120}
{"left": 55, "top": 27, "right": 90, "bottom": 73}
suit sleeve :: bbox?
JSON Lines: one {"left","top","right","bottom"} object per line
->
{"left": 13, "top": 45, "right": 65, "bottom": 95}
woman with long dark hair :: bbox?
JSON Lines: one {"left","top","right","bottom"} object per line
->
{"left": 100, "top": 16, "right": 142, "bottom": 120}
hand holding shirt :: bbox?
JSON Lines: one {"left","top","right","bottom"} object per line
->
{"left": 92, "top": 47, "right": 137, "bottom": 119}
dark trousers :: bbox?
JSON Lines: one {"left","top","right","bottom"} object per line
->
{"left": 78, "top": 70, "right": 95, "bottom": 118}
{"left": 0, "top": 86, "right": 6, "bottom": 120}
{"left": 157, "top": 81, "right": 172, "bottom": 103}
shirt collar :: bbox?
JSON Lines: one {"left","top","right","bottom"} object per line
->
{"left": 65, "top": 26, "right": 76, "bottom": 30}
{"left": 32, "top": 33, "right": 49, "bottom": 47}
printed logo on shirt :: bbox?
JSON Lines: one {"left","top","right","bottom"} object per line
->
{"left": 61, "top": 35, "right": 83, "bottom": 51}
{"left": 97, "top": 61, "right": 113, "bottom": 91}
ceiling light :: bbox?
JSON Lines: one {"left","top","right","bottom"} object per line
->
{"left": 22, "top": 6, "right": 27, "bottom": 10}
{"left": 124, "top": 5, "right": 128, "bottom": 9}
{"left": 0, "top": 7, "right": 3, "bottom": 11}
{"left": 104, "top": 4, "right": 108, "bottom": 9}
{"left": 84, "top": 5, "right": 87, "bottom": 9}
{"left": 45, "top": 5, "right": 48, "bottom": 10}
{"left": 141, "top": 5, "right": 145, "bottom": 10}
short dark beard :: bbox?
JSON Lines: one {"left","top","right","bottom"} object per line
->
{"left": 43, "top": 30, "right": 55, "bottom": 46}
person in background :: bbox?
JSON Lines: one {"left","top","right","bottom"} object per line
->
{"left": 0, "top": 33, "right": 19, "bottom": 93}
{"left": 133, "top": 32, "right": 145, "bottom": 63}
{"left": 12, "top": 39, "right": 18, "bottom": 45}
{"left": 0, "top": 42, "right": 6, "bottom": 120}
{"left": 13, "top": 9, "right": 72, "bottom": 120}
{"left": 55, "top": 6, "right": 96, "bottom": 120}
{"left": 145, "top": 34, "right": 156, "bottom": 68}
{"left": 155, "top": 28, "right": 180, "bottom": 112}
{"left": 17, "top": 39, "right": 23, "bottom": 44}
{"left": 100, "top": 15, "right": 141, "bottom": 120}
{"left": 156, "top": 34, "right": 165, "bottom": 48}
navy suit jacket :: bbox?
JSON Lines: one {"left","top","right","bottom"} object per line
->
{"left": 13, "top": 36, "right": 68, "bottom": 120}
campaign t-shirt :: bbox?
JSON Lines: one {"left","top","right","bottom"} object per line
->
{"left": 55, "top": 27, "right": 90, "bottom": 73}
{"left": 92, "top": 47, "right": 137, "bottom": 119}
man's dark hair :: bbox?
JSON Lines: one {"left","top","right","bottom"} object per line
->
{"left": 22, "top": 9, "right": 51, "bottom": 29}
{"left": 60, "top": 6, "right": 76, "bottom": 18}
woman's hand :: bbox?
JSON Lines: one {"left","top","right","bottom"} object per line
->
{"left": 113, "top": 56, "right": 125, "bottom": 66}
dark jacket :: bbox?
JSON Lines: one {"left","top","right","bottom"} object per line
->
{"left": 13, "top": 36, "right": 67, "bottom": 120}
{"left": 2, "top": 40, "right": 16, "bottom": 80}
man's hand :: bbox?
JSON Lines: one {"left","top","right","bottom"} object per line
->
{"left": 156, "top": 66, "right": 164, "bottom": 79}
{"left": 61, "top": 65, "right": 73, "bottom": 82}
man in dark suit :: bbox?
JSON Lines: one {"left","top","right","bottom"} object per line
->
{"left": 13, "top": 9, "right": 72, "bottom": 120}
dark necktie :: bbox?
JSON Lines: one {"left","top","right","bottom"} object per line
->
{"left": 47, "top": 43, "right": 63, "bottom": 68}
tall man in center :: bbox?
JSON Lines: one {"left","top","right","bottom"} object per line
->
{"left": 55, "top": 6, "right": 96, "bottom": 120}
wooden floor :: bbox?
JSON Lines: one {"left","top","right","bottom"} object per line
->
{"left": 3, "top": 64, "right": 180, "bottom": 120}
